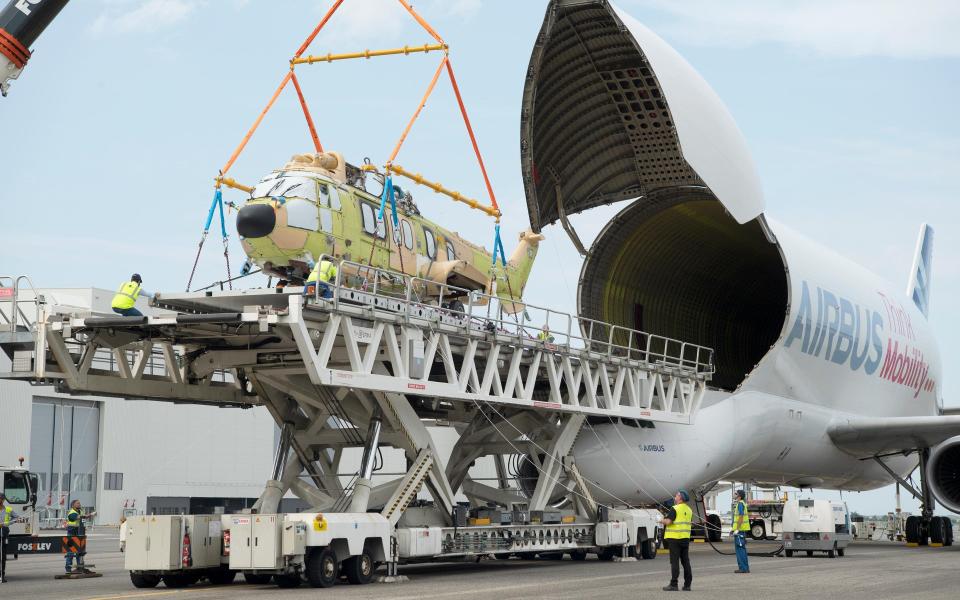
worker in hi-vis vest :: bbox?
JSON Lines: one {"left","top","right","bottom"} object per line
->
{"left": 732, "top": 489, "right": 751, "bottom": 573}
{"left": 305, "top": 259, "right": 337, "bottom": 299}
{"left": 111, "top": 274, "right": 150, "bottom": 317}
{"left": 661, "top": 489, "right": 693, "bottom": 592}
{"left": 64, "top": 499, "right": 96, "bottom": 574}
{"left": 1, "top": 492, "right": 20, "bottom": 582}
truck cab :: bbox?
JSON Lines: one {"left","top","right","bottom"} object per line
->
{"left": 2, "top": 465, "right": 39, "bottom": 537}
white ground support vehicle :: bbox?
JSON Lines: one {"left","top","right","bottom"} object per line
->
{"left": 782, "top": 499, "right": 852, "bottom": 558}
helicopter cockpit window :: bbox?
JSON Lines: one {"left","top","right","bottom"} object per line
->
{"left": 361, "top": 202, "right": 386, "bottom": 239}
{"left": 252, "top": 176, "right": 318, "bottom": 201}
{"left": 423, "top": 227, "right": 437, "bottom": 259}
{"left": 446, "top": 241, "right": 456, "bottom": 261}
{"left": 402, "top": 220, "right": 414, "bottom": 250}
{"left": 319, "top": 183, "right": 341, "bottom": 210}
{"left": 286, "top": 199, "right": 319, "bottom": 231}
{"left": 3, "top": 471, "right": 29, "bottom": 504}
{"left": 363, "top": 171, "right": 385, "bottom": 198}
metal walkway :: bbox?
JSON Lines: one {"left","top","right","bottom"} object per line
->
{"left": 0, "top": 266, "right": 714, "bottom": 519}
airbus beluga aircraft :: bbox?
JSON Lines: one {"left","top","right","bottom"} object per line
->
{"left": 522, "top": 0, "right": 959, "bottom": 543}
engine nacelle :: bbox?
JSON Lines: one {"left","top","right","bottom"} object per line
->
{"left": 927, "top": 435, "right": 960, "bottom": 514}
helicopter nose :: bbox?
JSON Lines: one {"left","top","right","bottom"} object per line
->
{"left": 236, "top": 204, "right": 276, "bottom": 238}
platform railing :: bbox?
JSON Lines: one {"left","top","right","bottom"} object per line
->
{"left": 308, "top": 258, "right": 714, "bottom": 377}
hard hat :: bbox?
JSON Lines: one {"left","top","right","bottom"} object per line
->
{"left": 736, "top": 489, "right": 747, "bottom": 499}
{"left": 131, "top": 273, "right": 142, "bottom": 283}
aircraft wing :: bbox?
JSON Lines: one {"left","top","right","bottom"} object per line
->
{"left": 828, "top": 415, "right": 960, "bottom": 457}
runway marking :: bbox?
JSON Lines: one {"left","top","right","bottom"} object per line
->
{"left": 86, "top": 588, "right": 220, "bottom": 600}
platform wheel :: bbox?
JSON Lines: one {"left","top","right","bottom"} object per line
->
{"left": 344, "top": 551, "right": 375, "bottom": 585}
{"left": 837, "top": 547, "right": 845, "bottom": 557}
{"left": 806, "top": 550, "right": 813, "bottom": 557}
{"left": 570, "top": 550, "right": 588, "bottom": 561}
{"left": 827, "top": 547, "right": 836, "bottom": 558}
{"left": 750, "top": 520, "right": 766, "bottom": 541}
{"left": 306, "top": 547, "right": 339, "bottom": 588}
{"left": 162, "top": 573, "right": 193, "bottom": 588}
{"left": 598, "top": 547, "right": 618, "bottom": 561}
{"left": 207, "top": 568, "right": 237, "bottom": 585}
{"left": 130, "top": 573, "right": 161, "bottom": 588}
{"left": 243, "top": 572, "right": 273, "bottom": 585}
{"left": 784, "top": 550, "right": 793, "bottom": 557}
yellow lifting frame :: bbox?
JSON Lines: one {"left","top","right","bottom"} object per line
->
{"left": 292, "top": 43, "right": 447, "bottom": 66}
{"left": 388, "top": 164, "right": 501, "bottom": 219}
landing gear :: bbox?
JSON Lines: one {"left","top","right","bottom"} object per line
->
{"left": 875, "top": 448, "right": 952, "bottom": 548}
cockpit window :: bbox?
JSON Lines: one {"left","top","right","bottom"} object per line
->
{"left": 252, "top": 176, "right": 318, "bottom": 201}
{"left": 446, "top": 241, "right": 456, "bottom": 261}
{"left": 319, "top": 183, "right": 341, "bottom": 210}
{"left": 423, "top": 227, "right": 437, "bottom": 259}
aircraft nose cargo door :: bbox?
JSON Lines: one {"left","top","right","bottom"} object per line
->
{"left": 522, "top": 0, "right": 787, "bottom": 392}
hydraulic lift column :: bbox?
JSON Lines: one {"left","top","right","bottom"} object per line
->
{"left": 349, "top": 410, "right": 383, "bottom": 513}
{"left": 1, "top": 0, "right": 70, "bottom": 96}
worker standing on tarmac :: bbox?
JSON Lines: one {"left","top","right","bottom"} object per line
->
{"left": 111, "top": 274, "right": 150, "bottom": 316}
{"left": 1, "top": 493, "right": 20, "bottom": 583}
{"left": 64, "top": 500, "right": 96, "bottom": 574}
{"left": 733, "top": 489, "right": 751, "bottom": 573}
{"left": 304, "top": 259, "right": 337, "bottom": 299}
{"left": 661, "top": 489, "right": 693, "bottom": 592}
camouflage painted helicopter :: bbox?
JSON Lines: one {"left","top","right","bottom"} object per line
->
{"left": 235, "top": 151, "right": 543, "bottom": 309}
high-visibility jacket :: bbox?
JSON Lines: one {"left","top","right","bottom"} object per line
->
{"left": 664, "top": 502, "right": 693, "bottom": 539}
{"left": 66, "top": 508, "right": 81, "bottom": 528}
{"left": 306, "top": 260, "right": 337, "bottom": 284}
{"left": 537, "top": 330, "right": 552, "bottom": 341}
{"left": 111, "top": 281, "right": 141, "bottom": 310}
{"left": 733, "top": 500, "right": 751, "bottom": 532}
{"left": 2, "top": 505, "right": 11, "bottom": 526}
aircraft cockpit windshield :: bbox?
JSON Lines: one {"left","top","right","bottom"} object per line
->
{"left": 252, "top": 175, "right": 318, "bottom": 202}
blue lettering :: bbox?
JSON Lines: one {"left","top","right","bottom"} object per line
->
{"left": 831, "top": 298, "right": 855, "bottom": 364}
{"left": 864, "top": 311, "right": 884, "bottom": 375}
{"left": 785, "top": 281, "right": 811, "bottom": 351}
{"left": 818, "top": 290, "right": 840, "bottom": 358}
{"left": 849, "top": 305, "right": 871, "bottom": 371}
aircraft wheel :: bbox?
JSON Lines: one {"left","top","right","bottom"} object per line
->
{"left": 930, "top": 517, "right": 946, "bottom": 545}
{"left": 706, "top": 514, "right": 723, "bottom": 542}
{"left": 130, "top": 573, "right": 161, "bottom": 588}
{"left": 905, "top": 516, "right": 921, "bottom": 544}
{"left": 943, "top": 517, "right": 955, "bottom": 546}
{"left": 306, "top": 547, "right": 339, "bottom": 588}
{"left": 344, "top": 551, "right": 375, "bottom": 585}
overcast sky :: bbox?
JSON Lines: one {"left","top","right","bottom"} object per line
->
{"left": 1, "top": 0, "right": 957, "bottom": 516}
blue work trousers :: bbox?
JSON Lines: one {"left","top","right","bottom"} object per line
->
{"left": 303, "top": 282, "right": 332, "bottom": 299}
{"left": 734, "top": 532, "right": 750, "bottom": 572}
{"left": 112, "top": 307, "right": 143, "bottom": 317}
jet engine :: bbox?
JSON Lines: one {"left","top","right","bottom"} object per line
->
{"left": 927, "top": 435, "right": 960, "bottom": 514}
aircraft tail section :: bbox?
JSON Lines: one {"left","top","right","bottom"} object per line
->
{"left": 907, "top": 223, "right": 934, "bottom": 317}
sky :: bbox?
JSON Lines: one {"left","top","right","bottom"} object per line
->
{"left": 1, "top": 0, "right": 958, "bottom": 516}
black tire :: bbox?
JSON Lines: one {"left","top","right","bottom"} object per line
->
{"left": 598, "top": 547, "right": 618, "bottom": 561}
{"left": 706, "top": 514, "right": 723, "bottom": 543}
{"left": 539, "top": 552, "right": 564, "bottom": 560}
{"left": 243, "top": 573, "right": 273, "bottom": 585}
{"left": 930, "top": 517, "right": 946, "bottom": 545}
{"left": 207, "top": 568, "right": 237, "bottom": 585}
{"left": 275, "top": 574, "right": 302, "bottom": 588}
{"left": 944, "top": 517, "right": 955, "bottom": 546}
{"left": 163, "top": 574, "right": 192, "bottom": 588}
{"left": 493, "top": 553, "right": 513, "bottom": 560}
{"left": 130, "top": 573, "right": 161, "bottom": 588}
{"left": 785, "top": 550, "right": 793, "bottom": 557}
{"left": 827, "top": 549, "right": 836, "bottom": 558}
{"left": 518, "top": 552, "right": 537, "bottom": 560}
{"left": 806, "top": 550, "right": 813, "bottom": 557}
{"left": 306, "top": 547, "right": 339, "bottom": 588}
{"left": 905, "top": 515, "right": 921, "bottom": 544}
{"left": 344, "top": 552, "right": 375, "bottom": 585}
{"left": 837, "top": 548, "right": 845, "bottom": 557}
{"left": 570, "top": 550, "right": 588, "bottom": 561}
{"left": 640, "top": 539, "right": 657, "bottom": 560}
{"left": 750, "top": 521, "right": 766, "bottom": 541}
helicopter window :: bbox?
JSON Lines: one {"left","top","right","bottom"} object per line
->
{"left": 364, "top": 172, "right": 385, "bottom": 198}
{"left": 252, "top": 176, "right": 318, "bottom": 201}
{"left": 402, "top": 220, "right": 414, "bottom": 250}
{"left": 446, "top": 241, "right": 456, "bottom": 261}
{"left": 3, "top": 471, "right": 29, "bottom": 504}
{"left": 423, "top": 227, "right": 437, "bottom": 259}
{"left": 286, "top": 199, "right": 319, "bottom": 231}
{"left": 319, "top": 183, "right": 341, "bottom": 210}
{"left": 360, "top": 202, "right": 386, "bottom": 238}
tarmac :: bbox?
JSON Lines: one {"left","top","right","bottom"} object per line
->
{"left": 2, "top": 531, "right": 958, "bottom": 599}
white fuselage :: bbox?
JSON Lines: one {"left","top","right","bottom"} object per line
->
{"left": 574, "top": 219, "right": 943, "bottom": 504}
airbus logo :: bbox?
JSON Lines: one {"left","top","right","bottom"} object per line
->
{"left": 784, "top": 281, "right": 884, "bottom": 375}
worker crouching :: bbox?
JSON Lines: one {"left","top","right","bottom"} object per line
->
{"left": 662, "top": 489, "right": 693, "bottom": 592}
{"left": 304, "top": 259, "right": 338, "bottom": 299}
{"left": 111, "top": 274, "right": 150, "bottom": 316}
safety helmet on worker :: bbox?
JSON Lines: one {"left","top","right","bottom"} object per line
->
{"left": 131, "top": 273, "right": 142, "bottom": 284}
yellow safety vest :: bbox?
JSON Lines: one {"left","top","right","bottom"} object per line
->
{"left": 2, "top": 505, "right": 11, "bottom": 525}
{"left": 537, "top": 330, "right": 552, "bottom": 341}
{"left": 111, "top": 281, "right": 141, "bottom": 310}
{"left": 306, "top": 260, "right": 337, "bottom": 284}
{"left": 733, "top": 500, "right": 751, "bottom": 531}
{"left": 66, "top": 508, "right": 81, "bottom": 527}
{"left": 664, "top": 502, "right": 693, "bottom": 540}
